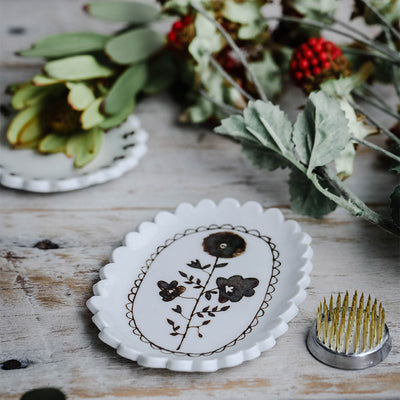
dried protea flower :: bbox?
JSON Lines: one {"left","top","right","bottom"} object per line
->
{"left": 290, "top": 37, "right": 352, "bottom": 93}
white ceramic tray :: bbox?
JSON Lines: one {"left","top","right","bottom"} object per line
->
{"left": 87, "top": 198, "right": 313, "bottom": 372}
{"left": 0, "top": 114, "right": 147, "bottom": 192}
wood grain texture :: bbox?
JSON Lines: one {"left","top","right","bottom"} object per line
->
{"left": 0, "top": 1, "right": 399, "bottom": 399}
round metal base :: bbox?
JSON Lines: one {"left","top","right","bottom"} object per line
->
{"left": 307, "top": 320, "right": 391, "bottom": 370}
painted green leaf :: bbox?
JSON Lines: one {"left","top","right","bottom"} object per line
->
{"left": 44, "top": 55, "right": 114, "bottom": 80}
{"left": 390, "top": 185, "right": 400, "bottom": 226}
{"left": 103, "top": 63, "right": 147, "bottom": 115}
{"left": 105, "top": 28, "right": 165, "bottom": 65}
{"left": 6, "top": 104, "right": 42, "bottom": 144}
{"left": 33, "top": 74, "right": 64, "bottom": 86}
{"left": 66, "top": 83, "right": 96, "bottom": 111}
{"left": 66, "top": 128, "right": 104, "bottom": 167}
{"left": 12, "top": 84, "right": 48, "bottom": 109}
{"left": 289, "top": 167, "right": 337, "bottom": 218}
{"left": 81, "top": 98, "right": 105, "bottom": 129}
{"left": 99, "top": 100, "right": 135, "bottom": 130}
{"left": 242, "top": 142, "right": 289, "bottom": 171}
{"left": 85, "top": 1, "right": 160, "bottom": 24}
{"left": 39, "top": 133, "right": 69, "bottom": 153}
{"left": 19, "top": 32, "right": 109, "bottom": 58}
{"left": 292, "top": 91, "right": 351, "bottom": 173}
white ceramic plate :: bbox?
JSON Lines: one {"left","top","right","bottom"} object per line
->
{"left": 87, "top": 198, "right": 313, "bottom": 372}
{"left": 0, "top": 114, "right": 147, "bottom": 192}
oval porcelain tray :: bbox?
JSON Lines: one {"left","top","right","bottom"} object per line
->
{"left": 0, "top": 114, "right": 147, "bottom": 193}
{"left": 87, "top": 198, "right": 313, "bottom": 372}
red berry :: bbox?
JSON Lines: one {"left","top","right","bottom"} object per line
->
{"left": 184, "top": 15, "right": 192, "bottom": 24}
{"left": 167, "top": 31, "right": 177, "bottom": 42}
{"left": 301, "top": 43, "right": 309, "bottom": 51}
{"left": 324, "top": 41, "right": 334, "bottom": 51}
{"left": 295, "top": 71, "right": 303, "bottom": 81}
{"left": 313, "top": 43, "right": 323, "bottom": 52}
{"left": 319, "top": 51, "right": 328, "bottom": 61}
{"left": 308, "top": 38, "right": 317, "bottom": 46}
{"left": 291, "top": 60, "right": 297, "bottom": 70}
{"left": 304, "top": 69, "right": 311, "bottom": 76}
{"left": 322, "top": 61, "right": 331, "bottom": 69}
{"left": 304, "top": 49, "right": 313, "bottom": 58}
{"left": 313, "top": 67, "right": 321, "bottom": 75}
{"left": 173, "top": 20, "right": 183, "bottom": 30}
{"left": 299, "top": 59, "right": 309, "bottom": 70}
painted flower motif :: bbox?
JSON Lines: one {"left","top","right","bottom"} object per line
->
{"left": 202, "top": 232, "right": 246, "bottom": 258}
{"left": 216, "top": 275, "right": 259, "bottom": 303}
{"left": 157, "top": 280, "right": 186, "bottom": 302}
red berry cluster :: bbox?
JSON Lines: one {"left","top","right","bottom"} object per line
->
{"left": 167, "top": 15, "right": 195, "bottom": 52}
{"left": 290, "top": 37, "right": 351, "bottom": 92}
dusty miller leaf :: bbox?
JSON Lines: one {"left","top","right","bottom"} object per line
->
{"left": 390, "top": 185, "right": 400, "bottom": 226}
{"left": 292, "top": 91, "right": 351, "bottom": 173}
{"left": 287, "top": 0, "right": 337, "bottom": 22}
{"left": 242, "top": 142, "right": 290, "bottom": 171}
{"left": 289, "top": 167, "right": 338, "bottom": 218}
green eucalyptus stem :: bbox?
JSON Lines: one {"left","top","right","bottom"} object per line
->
{"left": 190, "top": 0, "right": 268, "bottom": 102}
{"left": 198, "top": 89, "right": 241, "bottom": 115}
{"left": 349, "top": 100, "right": 400, "bottom": 144}
{"left": 353, "top": 90, "right": 400, "bottom": 120}
{"left": 341, "top": 46, "right": 395, "bottom": 64}
{"left": 317, "top": 167, "right": 400, "bottom": 236}
{"left": 209, "top": 57, "right": 255, "bottom": 101}
{"left": 264, "top": 15, "right": 400, "bottom": 64}
{"left": 384, "top": 27, "right": 400, "bottom": 99}
{"left": 361, "top": 83, "right": 394, "bottom": 110}
{"left": 351, "top": 136, "right": 400, "bottom": 163}
{"left": 359, "top": 0, "right": 400, "bottom": 42}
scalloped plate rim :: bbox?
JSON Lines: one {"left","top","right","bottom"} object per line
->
{"left": 0, "top": 114, "right": 148, "bottom": 193}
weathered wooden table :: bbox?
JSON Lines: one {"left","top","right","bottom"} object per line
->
{"left": 1, "top": 1, "right": 399, "bottom": 399}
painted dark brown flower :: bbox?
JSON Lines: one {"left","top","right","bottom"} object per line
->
{"left": 202, "top": 232, "right": 246, "bottom": 258}
{"left": 216, "top": 275, "right": 259, "bottom": 303}
{"left": 157, "top": 280, "right": 186, "bottom": 302}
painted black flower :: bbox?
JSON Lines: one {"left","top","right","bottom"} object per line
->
{"left": 202, "top": 232, "right": 246, "bottom": 258}
{"left": 216, "top": 275, "right": 259, "bottom": 303}
{"left": 157, "top": 280, "right": 186, "bottom": 302}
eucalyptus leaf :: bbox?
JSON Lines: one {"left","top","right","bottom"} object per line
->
{"left": 390, "top": 185, "right": 400, "bottom": 226}
{"left": 6, "top": 104, "right": 42, "bottom": 144}
{"left": 12, "top": 84, "right": 47, "bottom": 109}
{"left": 67, "top": 83, "right": 96, "bottom": 111}
{"left": 105, "top": 28, "right": 164, "bottom": 65}
{"left": 103, "top": 63, "right": 147, "bottom": 115}
{"left": 289, "top": 167, "right": 338, "bottom": 218}
{"left": 33, "top": 74, "right": 64, "bottom": 86}
{"left": 17, "top": 115, "right": 43, "bottom": 145}
{"left": 66, "top": 128, "right": 104, "bottom": 167}
{"left": 85, "top": 1, "right": 160, "bottom": 24}
{"left": 99, "top": 100, "right": 135, "bottom": 130}
{"left": 19, "top": 32, "right": 108, "bottom": 58}
{"left": 44, "top": 55, "right": 114, "bottom": 80}
{"left": 292, "top": 91, "right": 351, "bottom": 173}
{"left": 80, "top": 98, "right": 105, "bottom": 129}
{"left": 39, "top": 133, "right": 69, "bottom": 153}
